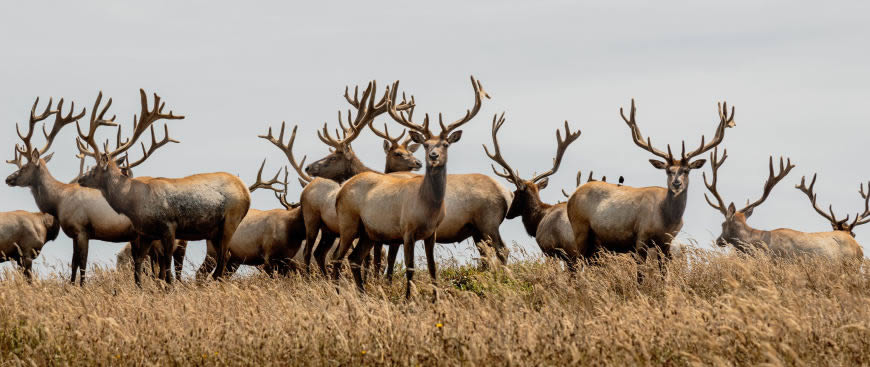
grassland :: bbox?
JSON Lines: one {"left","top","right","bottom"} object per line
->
{"left": 1, "top": 246, "right": 869, "bottom": 366}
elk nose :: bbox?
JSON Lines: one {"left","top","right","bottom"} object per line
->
{"left": 428, "top": 152, "right": 439, "bottom": 160}
{"left": 673, "top": 181, "right": 682, "bottom": 188}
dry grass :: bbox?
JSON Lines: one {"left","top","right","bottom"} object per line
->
{"left": 1, "top": 246, "right": 870, "bottom": 366}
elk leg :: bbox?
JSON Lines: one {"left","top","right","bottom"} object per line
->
{"left": 332, "top": 223, "right": 359, "bottom": 281}
{"left": 132, "top": 237, "right": 152, "bottom": 287}
{"left": 348, "top": 233, "right": 374, "bottom": 293}
{"left": 212, "top": 223, "right": 231, "bottom": 281}
{"left": 402, "top": 234, "right": 416, "bottom": 300}
{"left": 485, "top": 231, "right": 510, "bottom": 265}
{"left": 372, "top": 243, "right": 384, "bottom": 277}
{"left": 159, "top": 235, "right": 175, "bottom": 285}
{"left": 385, "top": 244, "right": 400, "bottom": 283}
{"left": 173, "top": 241, "right": 187, "bottom": 282}
{"left": 69, "top": 239, "right": 80, "bottom": 284}
{"left": 302, "top": 221, "right": 321, "bottom": 274}
{"left": 313, "top": 231, "right": 337, "bottom": 278}
{"left": 19, "top": 254, "right": 34, "bottom": 282}
{"left": 225, "top": 261, "right": 240, "bottom": 278}
{"left": 74, "top": 232, "right": 89, "bottom": 286}
{"left": 197, "top": 240, "right": 217, "bottom": 282}
{"left": 423, "top": 236, "right": 438, "bottom": 302}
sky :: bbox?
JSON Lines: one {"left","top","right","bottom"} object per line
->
{"left": 1, "top": 1, "right": 869, "bottom": 277}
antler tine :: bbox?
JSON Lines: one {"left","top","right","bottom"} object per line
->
{"left": 682, "top": 100, "right": 735, "bottom": 160}
{"left": 531, "top": 120, "right": 582, "bottom": 183}
{"left": 258, "top": 122, "right": 313, "bottom": 183}
{"left": 122, "top": 124, "right": 180, "bottom": 169}
{"left": 38, "top": 98, "right": 86, "bottom": 157}
{"left": 701, "top": 147, "right": 729, "bottom": 215}
{"left": 387, "top": 80, "right": 431, "bottom": 137}
{"left": 850, "top": 182, "right": 870, "bottom": 227}
{"left": 439, "top": 75, "right": 490, "bottom": 135}
{"left": 248, "top": 158, "right": 284, "bottom": 192}
{"left": 67, "top": 154, "right": 89, "bottom": 184}
{"left": 276, "top": 167, "right": 300, "bottom": 209}
{"left": 76, "top": 91, "right": 119, "bottom": 159}
{"left": 619, "top": 99, "right": 672, "bottom": 161}
{"left": 317, "top": 82, "right": 378, "bottom": 150}
{"left": 15, "top": 97, "right": 57, "bottom": 159}
{"left": 6, "top": 146, "right": 24, "bottom": 168}
{"left": 105, "top": 89, "right": 184, "bottom": 159}
{"left": 741, "top": 156, "right": 795, "bottom": 214}
{"left": 795, "top": 174, "right": 837, "bottom": 224}
{"left": 482, "top": 112, "right": 523, "bottom": 187}
{"left": 368, "top": 122, "right": 406, "bottom": 145}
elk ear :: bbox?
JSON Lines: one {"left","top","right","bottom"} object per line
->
{"left": 409, "top": 131, "right": 427, "bottom": 144}
{"left": 383, "top": 140, "right": 391, "bottom": 154}
{"left": 649, "top": 159, "right": 667, "bottom": 169}
{"left": 99, "top": 153, "right": 111, "bottom": 169}
{"left": 688, "top": 159, "right": 707, "bottom": 169}
{"left": 726, "top": 202, "right": 737, "bottom": 218}
{"left": 446, "top": 130, "right": 463, "bottom": 144}
{"left": 408, "top": 143, "right": 421, "bottom": 153}
{"left": 30, "top": 150, "right": 41, "bottom": 166}
{"left": 536, "top": 178, "right": 549, "bottom": 190}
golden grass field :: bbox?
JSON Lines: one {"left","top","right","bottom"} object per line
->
{"left": 1, "top": 245, "right": 869, "bottom": 366}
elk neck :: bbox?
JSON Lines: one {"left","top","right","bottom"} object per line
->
{"left": 101, "top": 171, "right": 139, "bottom": 217}
{"left": 659, "top": 188, "right": 688, "bottom": 229}
{"left": 419, "top": 164, "right": 447, "bottom": 206}
{"left": 29, "top": 166, "right": 68, "bottom": 215}
{"left": 519, "top": 193, "right": 552, "bottom": 237}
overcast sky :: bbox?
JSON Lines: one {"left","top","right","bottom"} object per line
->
{"left": 2, "top": 1, "right": 869, "bottom": 276}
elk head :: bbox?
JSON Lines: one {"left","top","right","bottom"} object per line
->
{"left": 484, "top": 113, "right": 581, "bottom": 219}
{"left": 703, "top": 147, "right": 795, "bottom": 249}
{"left": 76, "top": 90, "right": 183, "bottom": 189}
{"left": 6, "top": 98, "right": 86, "bottom": 187}
{"left": 795, "top": 174, "right": 870, "bottom": 238}
{"left": 387, "top": 76, "right": 489, "bottom": 169}
{"left": 620, "top": 99, "right": 735, "bottom": 197}
{"left": 369, "top": 122, "right": 421, "bottom": 172}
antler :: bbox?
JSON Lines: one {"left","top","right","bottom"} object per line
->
{"left": 620, "top": 99, "right": 672, "bottom": 161}
{"left": 388, "top": 76, "right": 488, "bottom": 138}
{"left": 368, "top": 123, "right": 406, "bottom": 146}
{"left": 248, "top": 159, "right": 284, "bottom": 192}
{"left": 482, "top": 112, "right": 522, "bottom": 187}
{"left": 795, "top": 174, "right": 841, "bottom": 226}
{"left": 13, "top": 97, "right": 85, "bottom": 163}
{"left": 531, "top": 120, "right": 581, "bottom": 183}
{"left": 68, "top": 154, "right": 89, "bottom": 184}
{"left": 561, "top": 171, "right": 612, "bottom": 198}
{"left": 851, "top": 183, "right": 870, "bottom": 228}
{"left": 702, "top": 147, "right": 729, "bottom": 215}
{"left": 437, "top": 76, "right": 489, "bottom": 137}
{"left": 741, "top": 156, "right": 795, "bottom": 214}
{"left": 259, "top": 122, "right": 313, "bottom": 186}
{"left": 6, "top": 146, "right": 24, "bottom": 168}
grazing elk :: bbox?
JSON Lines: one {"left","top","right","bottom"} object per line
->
{"left": 259, "top": 81, "right": 419, "bottom": 275}
{"left": 795, "top": 174, "right": 870, "bottom": 239}
{"left": 566, "top": 99, "right": 734, "bottom": 265}
{"left": 4, "top": 97, "right": 150, "bottom": 285}
{"left": 76, "top": 89, "right": 250, "bottom": 284}
{"left": 704, "top": 149, "right": 863, "bottom": 259}
{"left": 196, "top": 162, "right": 306, "bottom": 279}
{"left": 0, "top": 210, "right": 59, "bottom": 280}
{"left": 335, "top": 76, "right": 489, "bottom": 297}
{"left": 484, "top": 113, "right": 584, "bottom": 268}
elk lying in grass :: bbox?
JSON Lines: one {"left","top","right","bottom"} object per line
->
{"left": 76, "top": 89, "right": 250, "bottom": 284}
{"left": 116, "top": 240, "right": 188, "bottom": 280}
{"left": 0, "top": 210, "right": 59, "bottom": 280}
{"left": 4, "top": 97, "right": 151, "bottom": 285}
{"left": 196, "top": 162, "right": 306, "bottom": 279}
{"left": 335, "top": 76, "right": 489, "bottom": 297}
{"left": 567, "top": 99, "right": 734, "bottom": 265}
{"left": 484, "top": 113, "right": 583, "bottom": 268}
{"left": 704, "top": 149, "right": 863, "bottom": 259}
{"left": 260, "top": 81, "right": 418, "bottom": 275}
{"left": 794, "top": 174, "right": 870, "bottom": 239}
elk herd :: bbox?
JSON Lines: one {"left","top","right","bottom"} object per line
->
{"left": 1, "top": 77, "right": 866, "bottom": 297}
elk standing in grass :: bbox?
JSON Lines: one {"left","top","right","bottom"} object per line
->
{"left": 567, "top": 99, "right": 734, "bottom": 266}
{"left": 334, "top": 76, "right": 488, "bottom": 297}
{"left": 704, "top": 149, "right": 863, "bottom": 259}
{"left": 0, "top": 210, "right": 59, "bottom": 280}
{"left": 484, "top": 113, "right": 583, "bottom": 268}
{"left": 76, "top": 89, "right": 250, "bottom": 284}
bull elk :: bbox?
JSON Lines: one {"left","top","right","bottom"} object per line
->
{"left": 4, "top": 97, "right": 150, "bottom": 285}
{"left": 334, "top": 76, "right": 489, "bottom": 297}
{"left": 0, "top": 210, "right": 59, "bottom": 280}
{"left": 566, "top": 99, "right": 734, "bottom": 265}
{"left": 196, "top": 161, "right": 306, "bottom": 279}
{"left": 704, "top": 149, "right": 863, "bottom": 259}
{"left": 484, "top": 113, "right": 583, "bottom": 268}
{"left": 76, "top": 89, "right": 250, "bottom": 284}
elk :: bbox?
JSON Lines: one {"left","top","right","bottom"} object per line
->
{"left": 484, "top": 113, "right": 583, "bottom": 268}
{"left": 76, "top": 89, "right": 250, "bottom": 284}
{"left": 4, "top": 97, "right": 149, "bottom": 285}
{"left": 334, "top": 76, "right": 489, "bottom": 297}
{"left": 795, "top": 174, "right": 870, "bottom": 239}
{"left": 0, "top": 210, "right": 59, "bottom": 280}
{"left": 566, "top": 99, "right": 734, "bottom": 264}
{"left": 196, "top": 161, "right": 306, "bottom": 279}
{"left": 259, "top": 81, "right": 419, "bottom": 275}
{"left": 704, "top": 149, "right": 863, "bottom": 259}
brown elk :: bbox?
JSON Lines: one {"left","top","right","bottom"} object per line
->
{"left": 484, "top": 113, "right": 582, "bottom": 268}
{"left": 196, "top": 161, "right": 306, "bottom": 279}
{"left": 334, "top": 76, "right": 489, "bottom": 297}
{"left": 76, "top": 89, "right": 250, "bottom": 284}
{"left": 0, "top": 210, "right": 59, "bottom": 280}
{"left": 4, "top": 97, "right": 150, "bottom": 285}
{"left": 259, "top": 81, "right": 419, "bottom": 275}
{"left": 566, "top": 99, "right": 734, "bottom": 264}
{"left": 704, "top": 149, "right": 863, "bottom": 259}
{"left": 794, "top": 174, "right": 870, "bottom": 239}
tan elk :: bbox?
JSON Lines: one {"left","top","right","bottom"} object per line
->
{"left": 334, "top": 76, "right": 489, "bottom": 297}
{"left": 795, "top": 174, "right": 870, "bottom": 239}
{"left": 704, "top": 149, "right": 863, "bottom": 259}
{"left": 196, "top": 161, "right": 306, "bottom": 278}
{"left": 566, "top": 99, "right": 734, "bottom": 264}
{"left": 259, "top": 81, "right": 419, "bottom": 275}
{"left": 0, "top": 210, "right": 59, "bottom": 280}
{"left": 76, "top": 89, "right": 250, "bottom": 284}
{"left": 484, "top": 113, "right": 583, "bottom": 268}
{"left": 4, "top": 97, "right": 151, "bottom": 285}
